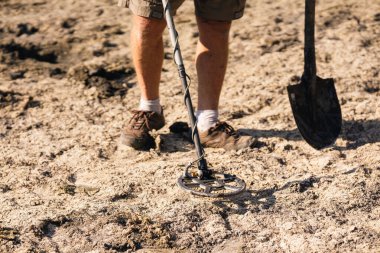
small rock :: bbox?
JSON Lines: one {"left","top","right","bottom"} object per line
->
{"left": 10, "top": 70, "right": 26, "bottom": 80}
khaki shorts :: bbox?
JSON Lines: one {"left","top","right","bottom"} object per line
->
{"left": 118, "top": 0, "right": 246, "bottom": 21}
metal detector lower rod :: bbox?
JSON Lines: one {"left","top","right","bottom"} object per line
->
{"left": 162, "top": 0, "right": 208, "bottom": 174}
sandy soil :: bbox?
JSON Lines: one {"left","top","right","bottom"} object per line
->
{"left": 1, "top": 0, "right": 380, "bottom": 252}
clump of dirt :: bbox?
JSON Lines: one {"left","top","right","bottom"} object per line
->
{"left": 61, "top": 18, "right": 78, "bottom": 29}
{"left": 104, "top": 212, "right": 173, "bottom": 251}
{"left": 322, "top": 8, "right": 352, "bottom": 28}
{"left": 364, "top": 84, "right": 379, "bottom": 93}
{"left": 24, "top": 211, "right": 174, "bottom": 252}
{"left": 0, "top": 90, "right": 23, "bottom": 108}
{"left": 0, "top": 40, "right": 59, "bottom": 64}
{"left": 14, "top": 23, "right": 39, "bottom": 37}
{"left": 9, "top": 70, "right": 27, "bottom": 80}
{"left": 49, "top": 67, "right": 66, "bottom": 79}
{"left": 34, "top": 216, "right": 73, "bottom": 238}
{"left": 260, "top": 35, "right": 300, "bottom": 55}
{"left": 0, "top": 227, "right": 20, "bottom": 244}
{"left": 68, "top": 64, "right": 135, "bottom": 98}
{"left": 289, "top": 176, "right": 319, "bottom": 193}
{"left": 0, "top": 184, "right": 11, "bottom": 193}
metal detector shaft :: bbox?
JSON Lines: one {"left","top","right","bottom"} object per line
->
{"left": 162, "top": 0, "right": 208, "bottom": 174}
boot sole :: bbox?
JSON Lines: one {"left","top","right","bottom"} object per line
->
{"left": 120, "top": 132, "right": 156, "bottom": 151}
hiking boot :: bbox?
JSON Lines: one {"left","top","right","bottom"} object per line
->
{"left": 199, "top": 121, "right": 256, "bottom": 150}
{"left": 120, "top": 110, "right": 165, "bottom": 151}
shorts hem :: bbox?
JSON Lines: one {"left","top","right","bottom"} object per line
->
{"left": 195, "top": 9, "right": 245, "bottom": 22}
{"left": 119, "top": 0, "right": 178, "bottom": 19}
{"left": 129, "top": 1, "right": 164, "bottom": 19}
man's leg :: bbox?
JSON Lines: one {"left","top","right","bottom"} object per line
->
{"left": 196, "top": 17, "right": 231, "bottom": 111}
{"left": 121, "top": 15, "right": 166, "bottom": 150}
{"left": 195, "top": 17, "right": 255, "bottom": 150}
{"left": 195, "top": 17, "right": 231, "bottom": 131}
{"left": 131, "top": 15, "right": 166, "bottom": 107}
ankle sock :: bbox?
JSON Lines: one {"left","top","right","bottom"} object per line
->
{"left": 139, "top": 98, "right": 162, "bottom": 114}
{"left": 196, "top": 110, "right": 218, "bottom": 132}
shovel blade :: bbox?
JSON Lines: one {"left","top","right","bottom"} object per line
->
{"left": 287, "top": 76, "right": 342, "bottom": 149}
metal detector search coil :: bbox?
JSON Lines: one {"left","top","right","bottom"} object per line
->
{"left": 177, "top": 165, "right": 246, "bottom": 198}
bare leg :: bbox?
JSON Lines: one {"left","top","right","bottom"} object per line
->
{"left": 121, "top": 16, "right": 166, "bottom": 150}
{"left": 196, "top": 17, "right": 231, "bottom": 110}
{"left": 131, "top": 15, "right": 166, "bottom": 100}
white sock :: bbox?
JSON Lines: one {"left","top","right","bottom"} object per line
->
{"left": 196, "top": 110, "right": 218, "bottom": 132}
{"left": 139, "top": 98, "right": 162, "bottom": 114}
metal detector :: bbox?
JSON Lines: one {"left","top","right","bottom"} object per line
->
{"left": 162, "top": 0, "right": 246, "bottom": 197}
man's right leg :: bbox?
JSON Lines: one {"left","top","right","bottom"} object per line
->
{"left": 131, "top": 15, "right": 166, "bottom": 103}
{"left": 121, "top": 15, "right": 166, "bottom": 150}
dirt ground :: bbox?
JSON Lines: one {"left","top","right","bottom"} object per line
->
{"left": 1, "top": 0, "right": 379, "bottom": 252}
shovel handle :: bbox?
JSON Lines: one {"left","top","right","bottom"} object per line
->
{"left": 304, "top": 0, "right": 317, "bottom": 82}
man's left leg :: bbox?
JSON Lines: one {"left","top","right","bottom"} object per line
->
{"left": 196, "top": 17, "right": 230, "bottom": 112}
{"left": 195, "top": 17, "right": 255, "bottom": 150}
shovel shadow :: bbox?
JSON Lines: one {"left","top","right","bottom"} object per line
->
{"left": 339, "top": 119, "right": 380, "bottom": 149}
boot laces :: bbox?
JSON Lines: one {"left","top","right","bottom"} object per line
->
{"left": 129, "top": 110, "right": 153, "bottom": 130}
{"left": 211, "top": 122, "right": 240, "bottom": 138}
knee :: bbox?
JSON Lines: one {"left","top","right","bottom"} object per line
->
{"left": 197, "top": 17, "right": 231, "bottom": 36}
{"left": 132, "top": 16, "right": 166, "bottom": 41}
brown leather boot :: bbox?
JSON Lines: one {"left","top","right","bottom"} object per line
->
{"left": 120, "top": 110, "right": 165, "bottom": 151}
{"left": 199, "top": 121, "right": 256, "bottom": 150}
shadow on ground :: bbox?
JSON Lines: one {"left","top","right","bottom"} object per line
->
{"left": 212, "top": 175, "right": 334, "bottom": 215}
{"left": 163, "top": 119, "right": 380, "bottom": 152}
{"left": 240, "top": 119, "right": 380, "bottom": 150}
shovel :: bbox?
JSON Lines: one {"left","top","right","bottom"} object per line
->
{"left": 287, "top": 0, "right": 342, "bottom": 150}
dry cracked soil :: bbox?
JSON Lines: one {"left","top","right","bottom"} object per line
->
{"left": 1, "top": 0, "right": 380, "bottom": 252}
